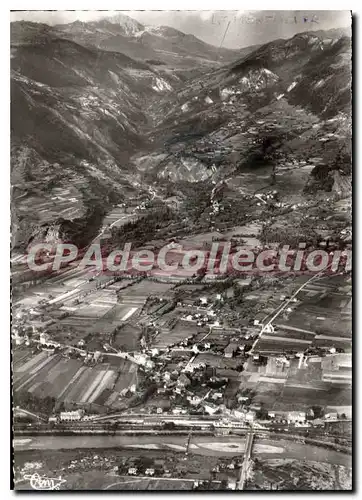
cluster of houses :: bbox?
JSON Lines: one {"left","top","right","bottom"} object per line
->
{"left": 48, "top": 409, "right": 98, "bottom": 423}
{"left": 123, "top": 457, "right": 194, "bottom": 479}
{"left": 128, "top": 467, "right": 155, "bottom": 476}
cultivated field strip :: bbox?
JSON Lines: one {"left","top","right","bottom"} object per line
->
{"left": 13, "top": 345, "right": 139, "bottom": 410}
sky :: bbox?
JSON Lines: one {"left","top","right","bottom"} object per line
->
{"left": 10, "top": 10, "right": 352, "bottom": 49}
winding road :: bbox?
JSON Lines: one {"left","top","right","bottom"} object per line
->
{"left": 250, "top": 266, "right": 339, "bottom": 354}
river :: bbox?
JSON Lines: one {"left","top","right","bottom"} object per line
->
{"left": 14, "top": 434, "right": 351, "bottom": 467}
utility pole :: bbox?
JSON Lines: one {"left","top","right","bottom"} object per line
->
{"left": 219, "top": 21, "right": 231, "bottom": 52}
{"left": 184, "top": 431, "right": 192, "bottom": 459}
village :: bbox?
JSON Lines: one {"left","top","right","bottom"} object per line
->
{"left": 13, "top": 253, "right": 351, "bottom": 429}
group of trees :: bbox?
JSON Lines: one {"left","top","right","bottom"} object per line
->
{"left": 305, "top": 142, "right": 351, "bottom": 195}
{"left": 117, "top": 455, "right": 158, "bottom": 475}
{"left": 239, "top": 129, "right": 292, "bottom": 184}
{"left": 259, "top": 224, "right": 322, "bottom": 249}
{"left": 110, "top": 205, "right": 175, "bottom": 250}
{"left": 13, "top": 391, "right": 55, "bottom": 416}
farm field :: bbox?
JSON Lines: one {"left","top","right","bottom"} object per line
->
{"left": 190, "top": 353, "right": 243, "bottom": 369}
{"left": 252, "top": 274, "right": 352, "bottom": 356}
{"left": 255, "top": 338, "right": 313, "bottom": 354}
{"left": 13, "top": 347, "right": 139, "bottom": 409}
{"left": 272, "top": 386, "right": 352, "bottom": 412}
{"left": 112, "top": 323, "right": 142, "bottom": 351}
{"left": 241, "top": 347, "right": 352, "bottom": 412}
{"left": 152, "top": 319, "right": 199, "bottom": 348}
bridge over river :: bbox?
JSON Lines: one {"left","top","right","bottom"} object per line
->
{"left": 14, "top": 433, "right": 351, "bottom": 470}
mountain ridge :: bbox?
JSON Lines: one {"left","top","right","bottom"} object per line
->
{"left": 11, "top": 23, "right": 351, "bottom": 253}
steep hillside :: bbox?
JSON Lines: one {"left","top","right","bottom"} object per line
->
{"left": 125, "top": 29, "right": 351, "bottom": 245}
{"left": 11, "top": 25, "right": 175, "bottom": 250}
{"left": 142, "top": 31, "right": 351, "bottom": 184}
{"left": 11, "top": 24, "right": 351, "bottom": 253}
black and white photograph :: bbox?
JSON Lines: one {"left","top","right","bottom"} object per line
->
{"left": 11, "top": 9, "right": 352, "bottom": 491}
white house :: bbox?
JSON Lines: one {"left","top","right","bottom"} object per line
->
{"left": 287, "top": 411, "right": 306, "bottom": 424}
{"left": 227, "top": 480, "right": 237, "bottom": 490}
{"left": 233, "top": 409, "right": 247, "bottom": 420}
{"left": 324, "top": 412, "right": 338, "bottom": 421}
{"left": 83, "top": 415, "right": 97, "bottom": 421}
{"left": 187, "top": 395, "right": 203, "bottom": 406}
{"left": 245, "top": 410, "right": 256, "bottom": 422}
{"left": 60, "top": 409, "right": 84, "bottom": 422}
{"left": 204, "top": 403, "right": 219, "bottom": 415}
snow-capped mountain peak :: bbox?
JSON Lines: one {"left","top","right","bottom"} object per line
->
{"left": 100, "top": 13, "right": 144, "bottom": 35}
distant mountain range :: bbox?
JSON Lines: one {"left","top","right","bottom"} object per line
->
{"left": 12, "top": 13, "right": 245, "bottom": 70}
{"left": 53, "top": 12, "right": 248, "bottom": 67}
